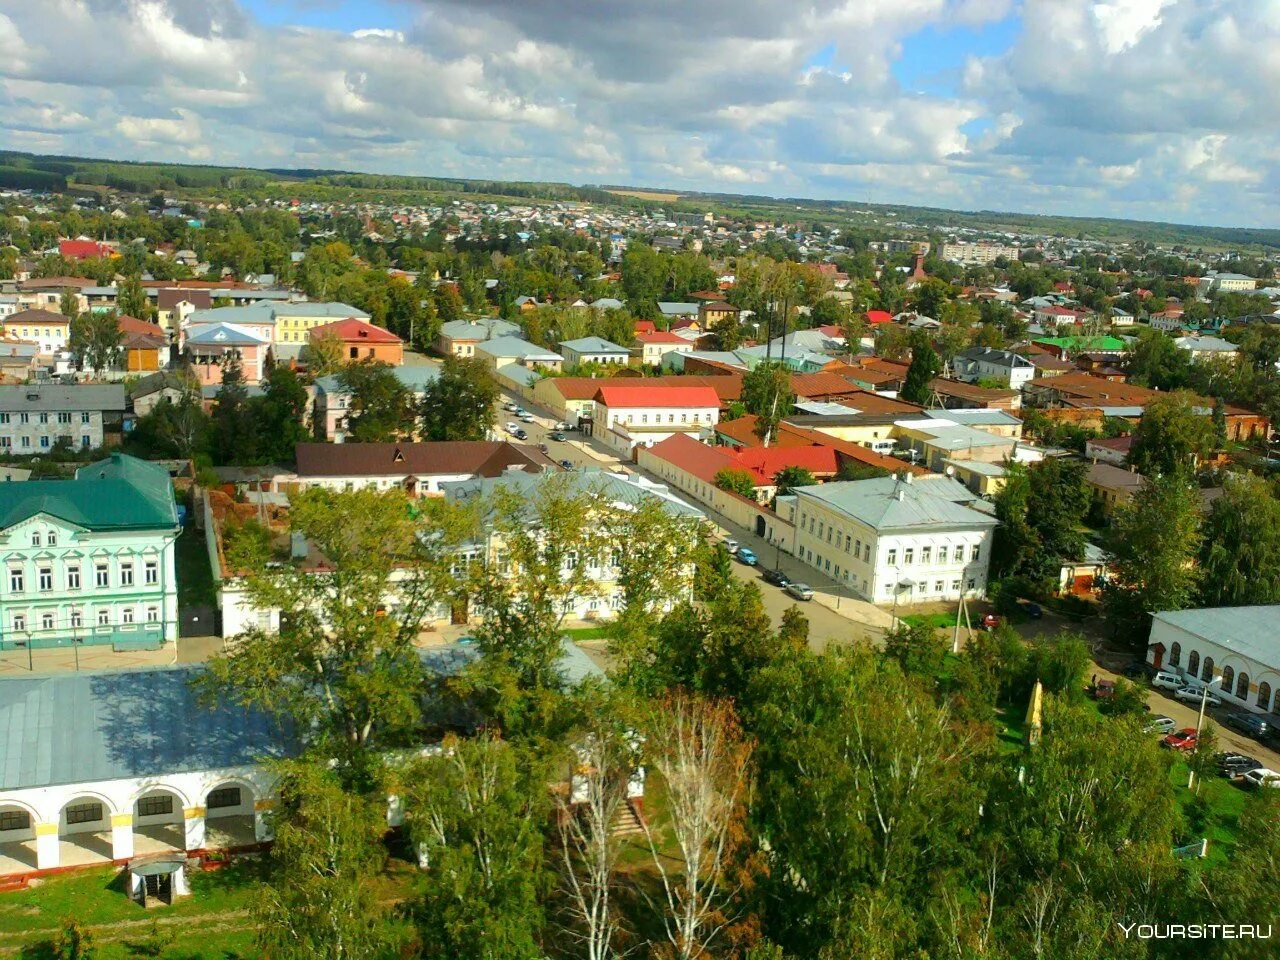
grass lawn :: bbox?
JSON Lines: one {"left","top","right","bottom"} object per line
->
{"left": 902, "top": 612, "right": 960, "bottom": 630}
{"left": 1166, "top": 756, "right": 1250, "bottom": 866}
{"left": 175, "top": 524, "right": 217, "bottom": 611}
{"left": 563, "top": 625, "right": 611, "bottom": 641}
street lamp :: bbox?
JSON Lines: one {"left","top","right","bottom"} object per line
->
{"left": 1188, "top": 675, "right": 1223, "bottom": 791}
{"left": 890, "top": 572, "right": 913, "bottom": 629}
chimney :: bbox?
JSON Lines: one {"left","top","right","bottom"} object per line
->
{"left": 895, "top": 488, "right": 905, "bottom": 501}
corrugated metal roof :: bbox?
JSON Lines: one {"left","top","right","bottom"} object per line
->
{"left": 794, "top": 475, "right": 997, "bottom": 531}
{"left": 0, "top": 384, "right": 125, "bottom": 413}
{"left": 1152, "top": 606, "right": 1280, "bottom": 667}
{"left": 0, "top": 453, "right": 177, "bottom": 531}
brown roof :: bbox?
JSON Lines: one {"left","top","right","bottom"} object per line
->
{"left": 18, "top": 277, "right": 94, "bottom": 290}
{"left": 293, "top": 441, "right": 554, "bottom": 478}
{"left": 157, "top": 288, "right": 212, "bottom": 311}
{"left": 790, "top": 372, "right": 864, "bottom": 399}
{"left": 118, "top": 314, "right": 165, "bottom": 338}
{"left": 4, "top": 309, "right": 69, "bottom": 326}
{"left": 927, "top": 378, "right": 1019, "bottom": 403}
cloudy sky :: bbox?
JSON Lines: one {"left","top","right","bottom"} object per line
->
{"left": 0, "top": 0, "right": 1277, "bottom": 227}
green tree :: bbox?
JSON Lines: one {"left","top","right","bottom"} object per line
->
{"left": 1129, "top": 391, "right": 1213, "bottom": 477}
{"left": 901, "top": 333, "right": 942, "bottom": 404}
{"left": 742, "top": 361, "right": 793, "bottom": 445}
{"left": 714, "top": 467, "right": 757, "bottom": 499}
{"left": 1102, "top": 471, "right": 1202, "bottom": 648}
{"left": 117, "top": 273, "right": 151, "bottom": 321}
{"left": 211, "top": 352, "right": 257, "bottom": 464}
{"left": 405, "top": 734, "right": 546, "bottom": 960}
{"left": 1199, "top": 472, "right": 1280, "bottom": 606}
{"left": 69, "top": 309, "right": 124, "bottom": 373}
{"left": 304, "top": 328, "right": 345, "bottom": 378}
{"left": 991, "top": 459, "right": 1090, "bottom": 585}
{"left": 255, "top": 761, "right": 401, "bottom": 960}
{"left": 773, "top": 465, "right": 816, "bottom": 497}
{"left": 339, "top": 360, "right": 416, "bottom": 443}
{"left": 198, "top": 488, "right": 445, "bottom": 786}
{"left": 255, "top": 366, "right": 311, "bottom": 463}
{"left": 420, "top": 356, "right": 499, "bottom": 441}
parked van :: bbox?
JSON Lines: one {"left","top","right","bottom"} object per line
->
{"left": 1152, "top": 670, "right": 1186, "bottom": 691}
{"left": 866, "top": 439, "right": 897, "bottom": 455}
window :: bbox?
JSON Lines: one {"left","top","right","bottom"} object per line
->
{"left": 864, "top": 544, "right": 871, "bottom": 561}
{"left": 1259, "top": 682, "right": 1272, "bottom": 711}
{"left": 1202, "top": 657, "right": 1215, "bottom": 683}
{"left": 1237, "top": 672, "right": 1250, "bottom": 700}
{"left": 966, "top": 578, "right": 976, "bottom": 590}
{"left": 57, "top": 412, "right": 70, "bottom": 424}
{"left": 29, "top": 531, "right": 40, "bottom": 548}
{"left": 40, "top": 612, "right": 53, "bottom": 631}
{"left": 0, "top": 438, "right": 9, "bottom": 450}
{"left": 951, "top": 579, "right": 961, "bottom": 591}
{"left": 95, "top": 563, "right": 109, "bottom": 588}
{"left": 80, "top": 412, "right": 90, "bottom": 424}
{"left": 38, "top": 413, "right": 47, "bottom": 424}
{"left": 97, "top": 609, "right": 110, "bottom": 626}
{"left": 46, "top": 532, "right": 56, "bottom": 547}
{"left": 137, "top": 795, "right": 174, "bottom": 817}
{"left": 38, "top": 567, "right": 51, "bottom": 591}
{"left": 70, "top": 609, "right": 82, "bottom": 629}
{"left": 1222, "top": 665, "right": 1236, "bottom": 695}
{"left": 855, "top": 539, "right": 861, "bottom": 556}
{"left": 67, "top": 566, "right": 80, "bottom": 589}
{"left": 146, "top": 606, "right": 158, "bottom": 623}
{"left": 8, "top": 568, "right": 22, "bottom": 593}
{"left": 886, "top": 549, "right": 896, "bottom": 566}
{"left": 0, "top": 810, "right": 29, "bottom": 831}
{"left": 1169, "top": 642, "right": 1181, "bottom": 667}
{"left": 65, "top": 802, "right": 103, "bottom": 825}
{"left": 921, "top": 546, "right": 931, "bottom": 564}
{"left": 970, "top": 544, "right": 981, "bottom": 562}
{"left": 564, "top": 551, "right": 579, "bottom": 571}
{"left": 904, "top": 549, "right": 914, "bottom": 565}
{"left": 81, "top": 436, "right": 90, "bottom": 448}
{"left": 0, "top": 413, "right": 8, "bottom": 424}
{"left": 120, "top": 563, "right": 134, "bottom": 587}
{"left": 122, "top": 608, "right": 134, "bottom": 625}
{"left": 207, "top": 787, "right": 242, "bottom": 810}
{"left": 11, "top": 614, "right": 24, "bottom": 632}
{"left": 18, "top": 437, "right": 28, "bottom": 449}
{"left": 938, "top": 546, "right": 948, "bottom": 564}
{"left": 1187, "top": 650, "right": 1200, "bottom": 677}
{"left": 38, "top": 436, "right": 49, "bottom": 449}
{"left": 935, "top": 580, "right": 944, "bottom": 592}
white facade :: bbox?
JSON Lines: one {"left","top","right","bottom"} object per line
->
{"left": 1148, "top": 606, "right": 1280, "bottom": 716}
{"left": 940, "top": 242, "right": 1019, "bottom": 265}
{"left": 591, "top": 399, "right": 719, "bottom": 454}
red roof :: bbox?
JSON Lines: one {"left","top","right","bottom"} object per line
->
{"left": 643, "top": 433, "right": 735, "bottom": 484}
{"left": 117, "top": 314, "right": 165, "bottom": 338}
{"left": 635, "top": 331, "right": 688, "bottom": 345}
{"left": 733, "top": 445, "right": 838, "bottom": 485}
{"left": 866, "top": 310, "right": 893, "bottom": 324}
{"left": 594, "top": 385, "right": 720, "bottom": 409}
{"left": 310, "top": 317, "right": 402, "bottom": 344}
{"left": 58, "top": 239, "right": 115, "bottom": 260}
{"left": 634, "top": 320, "right": 657, "bottom": 335}
{"left": 550, "top": 375, "right": 742, "bottom": 403}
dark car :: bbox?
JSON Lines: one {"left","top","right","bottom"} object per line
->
{"left": 762, "top": 568, "right": 791, "bottom": 588}
{"left": 1225, "top": 712, "right": 1271, "bottom": 739}
{"left": 559, "top": 459, "right": 574, "bottom": 469}
{"left": 1021, "top": 601, "right": 1043, "bottom": 619}
{"left": 514, "top": 428, "right": 528, "bottom": 440}
{"left": 550, "top": 431, "right": 567, "bottom": 441}
{"left": 1122, "top": 661, "right": 1156, "bottom": 681}
{"left": 1218, "top": 753, "right": 1263, "bottom": 777}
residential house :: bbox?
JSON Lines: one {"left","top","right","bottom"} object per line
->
{"left": 1086, "top": 462, "right": 1147, "bottom": 517}
{"left": 697, "top": 300, "right": 739, "bottom": 329}
{"left": 0, "top": 384, "right": 125, "bottom": 452}
{"left": 313, "top": 367, "right": 439, "bottom": 442}
{"left": 891, "top": 417, "right": 1018, "bottom": 472}
{"left": 532, "top": 375, "right": 741, "bottom": 426}
{"left": 287, "top": 441, "right": 554, "bottom": 497}
{"left": 559, "top": 337, "right": 631, "bottom": 367}
{"left": 309, "top": 318, "right": 403, "bottom": 365}
{"left": 475, "top": 337, "right": 563, "bottom": 374}
{"left": 58, "top": 239, "right": 117, "bottom": 261}
{"left": 1174, "top": 335, "right": 1239, "bottom": 363}
{"left": 434, "top": 318, "right": 521, "bottom": 358}
{"left": 591, "top": 384, "right": 720, "bottom": 455}
{"left": 1, "top": 310, "right": 69, "bottom": 360}
{"left": 156, "top": 288, "right": 211, "bottom": 334}
{"left": 789, "top": 473, "right": 997, "bottom": 604}
{"left": 270, "top": 302, "right": 371, "bottom": 345}
{"left": 0, "top": 453, "right": 179, "bottom": 651}
{"left": 1146, "top": 605, "right": 1280, "bottom": 714}
{"left": 633, "top": 331, "right": 697, "bottom": 367}
{"left": 926, "top": 378, "right": 1021, "bottom": 411}
{"left": 1085, "top": 435, "right": 1133, "bottom": 467}
{"left": 952, "top": 347, "right": 1037, "bottom": 390}
{"left": 639, "top": 432, "right": 837, "bottom": 507}
{"left": 184, "top": 323, "right": 271, "bottom": 386}
{"left": 118, "top": 315, "right": 168, "bottom": 373}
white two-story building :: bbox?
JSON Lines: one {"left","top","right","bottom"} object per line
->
{"left": 591, "top": 384, "right": 720, "bottom": 456}
{"left": 788, "top": 473, "right": 997, "bottom": 604}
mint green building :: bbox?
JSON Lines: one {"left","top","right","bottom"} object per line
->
{"left": 0, "top": 453, "right": 180, "bottom": 650}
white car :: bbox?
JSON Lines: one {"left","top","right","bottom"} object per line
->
{"left": 1242, "top": 768, "right": 1280, "bottom": 790}
{"left": 723, "top": 539, "right": 739, "bottom": 555}
{"left": 505, "top": 422, "right": 520, "bottom": 434}
{"left": 518, "top": 412, "right": 536, "bottom": 423}
{"left": 1143, "top": 716, "right": 1177, "bottom": 735}
{"left": 1151, "top": 670, "right": 1186, "bottom": 691}
{"left": 1174, "top": 685, "right": 1222, "bottom": 706}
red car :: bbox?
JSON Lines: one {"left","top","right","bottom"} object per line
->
{"left": 1093, "top": 679, "right": 1116, "bottom": 700}
{"left": 1162, "top": 728, "right": 1199, "bottom": 751}
{"left": 982, "top": 614, "right": 1001, "bottom": 630}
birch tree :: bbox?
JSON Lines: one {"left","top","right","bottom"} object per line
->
{"left": 641, "top": 694, "right": 752, "bottom": 960}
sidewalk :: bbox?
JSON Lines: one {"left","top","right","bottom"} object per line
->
{"left": 0, "top": 635, "right": 225, "bottom": 676}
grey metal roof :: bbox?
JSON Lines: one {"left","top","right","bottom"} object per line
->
{"left": 0, "top": 384, "right": 125, "bottom": 412}
{"left": 560, "top": 336, "right": 629, "bottom": 354}
{"left": 794, "top": 475, "right": 997, "bottom": 532}
{"left": 924, "top": 409, "right": 1022, "bottom": 427}
{"left": 0, "top": 665, "right": 290, "bottom": 791}
{"left": 476, "top": 336, "right": 563, "bottom": 361}
{"left": 1152, "top": 606, "right": 1280, "bottom": 667}
{"left": 272, "top": 301, "right": 369, "bottom": 319}
{"left": 186, "top": 305, "right": 275, "bottom": 327}
{"left": 441, "top": 467, "right": 704, "bottom": 520}
{"left": 439, "top": 318, "right": 520, "bottom": 341}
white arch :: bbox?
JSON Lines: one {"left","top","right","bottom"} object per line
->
{"left": 128, "top": 782, "right": 193, "bottom": 811}
{"left": 58, "top": 790, "right": 118, "bottom": 818}
{"left": 202, "top": 776, "right": 258, "bottom": 803}
{"left": 0, "top": 797, "right": 40, "bottom": 823}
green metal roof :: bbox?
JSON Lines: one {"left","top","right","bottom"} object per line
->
{"left": 1033, "top": 335, "right": 1127, "bottom": 351}
{"left": 0, "top": 454, "right": 178, "bottom": 532}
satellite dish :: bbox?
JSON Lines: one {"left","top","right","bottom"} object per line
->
{"left": 945, "top": 465, "right": 956, "bottom": 476}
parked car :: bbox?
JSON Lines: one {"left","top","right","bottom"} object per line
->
{"left": 737, "top": 547, "right": 758, "bottom": 566}
{"left": 785, "top": 582, "right": 815, "bottom": 601}
{"left": 538, "top": 443, "right": 549, "bottom": 454}
{"left": 1241, "top": 767, "right": 1280, "bottom": 790}
{"left": 1021, "top": 601, "right": 1043, "bottom": 619}
{"left": 762, "top": 568, "right": 791, "bottom": 588}
{"left": 1092, "top": 679, "right": 1116, "bottom": 700}
{"left": 559, "top": 459, "right": 573, "bottom": 469}
{"left": 505, "top": 421, "right": 520, "bottom": 434}
{"left": 502, "top": 402, "right": 517, "bottom": 413}
{"left": 1161, "top": 728, "right": 1199, "bottom": 751}
{"left": 550, "top": 431, "right": 567, "bottom": 441}
{"left": 514, "top": 428, "right": 528, "bottom": 440}
{"left": 1225, "top": 712, "right": 1271, "bottom": 739}
{"left": 981, "top": 613, "right": 1001, "bottom": 630}
{"left": 1143, "top": 716, "right": 1177, "bottom": 735}
{"left": 554, "top": 421, "right": 570, "bottom": 431}
{"left": 1151, "top": 670, "right": 1187, "bottom": 692}
{"left": 1122, "top": 661, "right": 1156, "bottom": 681}
{"left": 1218, "top": 753, "right": 1263, "bottom": 777}
{"left": 724, "top": 539, "right": 739, "bottom": 555}
{"left": 519, "top": 413, "right": 536, "bottom": 423}
{"left": 1174, "top": 685, "right": 1222, "bottom": 706}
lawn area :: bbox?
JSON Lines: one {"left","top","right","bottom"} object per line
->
{"left": 1166, "top": 756, "right": 1250, "bottom": 866}
{"left": 175, "top": 523, "right": 216, "bottom": 611}
{"left": 563, "top": 625, "right": 611, "bottom": 641}
{"left": 0, "top": 856, "right": 418, "bottom": 958}
{"left": 902, "top": 611, "right": 960, "bottom": 630}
